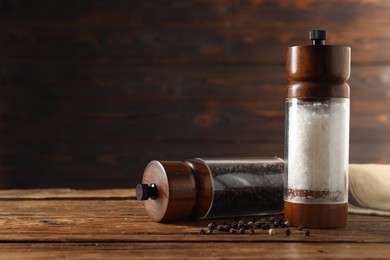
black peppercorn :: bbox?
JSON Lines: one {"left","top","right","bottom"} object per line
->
{"left": 269, "top": 217, "right": 275, "bottom": 224}
{"left": 247, "top": 221, "right": 254, "bottom": 228}
{"left": 238, "top": 220, "right": 245, "bottom": 229}
{"left": 199, "top": 229, "right": 206, "bottom": 235}
{"left": 217, "top": 225, "right": 224, "bottom": 231}
{"left": 304, "top": 230, "right": 311, "bottom": 236}
{"left": 223, "top": 224, "right": 231, "bottom": 232}
{"left": 285, "top": 228, "right": 291, "bottom": 236}
{"left": 262, "top": 223, "right": 271, "bottom": 230}
{"left": 208, "top": 222, "right": 216, "bottom": 230}
{"left": 231, "top": 221, "right": 238, "bottom": 229}
{"left": 255, "top": 221, "right": 263, "bottom": 228}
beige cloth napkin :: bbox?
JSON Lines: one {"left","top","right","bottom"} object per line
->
{"left": 348, "top": 164, "right": 390, "bottom": 216}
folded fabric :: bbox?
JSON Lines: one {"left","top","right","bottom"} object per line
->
{"left": 348, "top": 164, "right": 390, "bottom": 216}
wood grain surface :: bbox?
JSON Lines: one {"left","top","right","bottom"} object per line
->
{"left": 1, "top": 0, "right": 390, "bottom": 188}
{"left": 0, "top": 189, "right": 388, "bottom": 259}
{"left": 0, "top": 243, "right": 389, "bottom": 260}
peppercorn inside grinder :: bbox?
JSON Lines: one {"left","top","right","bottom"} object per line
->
{"left": 284, "top": 30, "right": 351, "bottom": 228}
{"left": 136, "top": 158, "right": 284, "bottom": 222}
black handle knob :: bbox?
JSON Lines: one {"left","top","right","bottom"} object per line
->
{"left": 310, "top": 30, "right": 327, "bottom": 45}
{"left": 136, "top": 183, "right": 158, "bottom": 200}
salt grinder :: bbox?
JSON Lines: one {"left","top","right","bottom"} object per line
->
{"left": 136, "top": 158, "right": 284, "bottom": 222}
{"left": 284, "top": 30, "right": 351, "bottom": 228}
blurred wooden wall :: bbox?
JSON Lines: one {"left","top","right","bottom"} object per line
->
{"left": 1, "top": 0, "right": 390, "bottom": 188}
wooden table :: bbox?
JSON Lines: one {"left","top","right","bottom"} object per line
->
{"left": 0, "top": 189, "right": 389, "bottom": 259}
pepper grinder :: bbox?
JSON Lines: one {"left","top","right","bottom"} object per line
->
{"left": 136, "top": 158, "right": 284, "bottom": 222}
{"left": 284, "top": 30, "right": 351, "bottom": 228}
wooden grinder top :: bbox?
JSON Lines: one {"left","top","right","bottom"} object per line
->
{"left": 286, "top": 30, "right": 351, "bottom": 98}
{"left": 137, "top": 160, "right": 196, "bottom": 222}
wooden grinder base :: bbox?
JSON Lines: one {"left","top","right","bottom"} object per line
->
{"left": 284, "top": 201, "right": 348, "bottom": 228}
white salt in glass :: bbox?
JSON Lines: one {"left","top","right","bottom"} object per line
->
{"left": 285, "top": 98, "right": 350, "bottom": 204}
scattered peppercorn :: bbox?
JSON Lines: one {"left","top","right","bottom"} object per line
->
{"left": 217, "top": 225, "right": 224, "bottom": 231}
{"left": 200, "top": 218, "right": 313, "bottom": 237}
{"left": 255, "top": 221, "right": 263, "bottom": 228}
{"left": 210, "top": 222, "right": 217, "bottom": 229}
{"left": 231, "top": 221, "right": 238, "bottom": 229}
{"left": 262, "top": 223, "right": 271, "bottom": 230}
{"left": 236, "top": 220, "right": 244, "bottom": 229}
{"left": 223, "top": 224, "right": 231, "bottom": 232}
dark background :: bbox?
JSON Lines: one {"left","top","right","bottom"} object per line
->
{"left": 1, "top": 0, "right": 390, "bottom": 189}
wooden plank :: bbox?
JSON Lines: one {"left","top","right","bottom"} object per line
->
{"left": 0, "top": 189, "right": 134, "bottom": 199}
{"left": 350, "top": 143, "right": 390, "bottom": 163}
{"left": 1, "top": 142, "right": 390, "bottom": 189}
{"left": 0, "top": 195, "right": 388, "bottom": 243}
{"left": 0, "top": 242, "right": 388, "bottom": 260}
{"left": 2, "top": 0, "right": 390, "bottom": 31}
{"left": 0, "top": 144, "right": 284, "bottom": 189}
{"left": 2, "top": 63, "right": 390, "bottom": 102}
{"left": 0, "top": 65, "right": 285, "bottom": 159}
{"left": 0, "top": 189, "right": 388, "bottom": 258}
{"left": 1, "top": 65, "right": 390, "bottom": 144}
{"left": 0, "top": 0, "right": 233, "bottom": 26}
{"left": 2, "top": 1, "right": 390, "bottom": 64}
